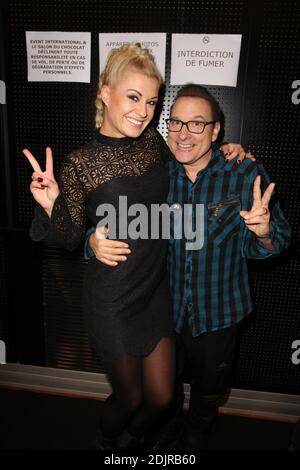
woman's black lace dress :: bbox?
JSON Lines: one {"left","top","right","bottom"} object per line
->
{"left": 30, "top": 126, "right": 174, "bottom": 360}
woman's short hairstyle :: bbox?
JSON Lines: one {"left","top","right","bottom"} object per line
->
{"left": 95, "top": 43, "right": 163, "bottom": 129}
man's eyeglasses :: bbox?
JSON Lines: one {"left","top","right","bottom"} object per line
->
{"left": 165, "top": 118, "right": 216, "bottom": 134}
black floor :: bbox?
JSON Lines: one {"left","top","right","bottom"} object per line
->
{"left": 0, "top": 388, "right": 296, "bottom": 451}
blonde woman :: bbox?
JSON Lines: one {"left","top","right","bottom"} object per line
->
{"left": 24, "top": 44, "right": 176, "bottom": 449}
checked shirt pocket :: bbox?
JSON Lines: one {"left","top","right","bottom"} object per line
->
{"left": 207, "top": 196, "right": 241, "bottom": 246}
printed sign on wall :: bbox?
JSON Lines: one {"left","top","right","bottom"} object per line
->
{"left": 26, "top": 31, "right": 91, "bottom": 82}
{"left": 171, "top": 34, "right": 242, "bottom": 87}
{"left": 99, "top": 33, "right": 166, "bottom": 79}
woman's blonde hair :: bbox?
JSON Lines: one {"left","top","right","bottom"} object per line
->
{"left": 95, "top": 43, "right": 163, "bottom": 129}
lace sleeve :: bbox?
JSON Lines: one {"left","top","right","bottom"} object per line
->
{"left": 154, "top": 129, "right": 173, "bottom": 163}
{"left": 30, "top": 154, "right": 86, "bottom": 251}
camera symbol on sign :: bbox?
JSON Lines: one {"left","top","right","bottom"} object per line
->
{"left": 203, "top": 36, "right": 210, "bottom": 44}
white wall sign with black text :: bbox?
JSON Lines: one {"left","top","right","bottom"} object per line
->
{"left": 99, "top": 33, "right": 166, "bottom": 80}
{"left": 26, "top": 31, "right": 91, "bottom": 82}
{"left": 171, "top": 34, "right": 242, "bottom": 87}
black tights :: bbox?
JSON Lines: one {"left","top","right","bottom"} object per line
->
{"left": 101, "top": 337, "right": 175, "bottom": 441}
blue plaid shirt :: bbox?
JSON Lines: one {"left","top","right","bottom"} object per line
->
{"left": 167, "top": 150, "right": 292, "bottom": 336}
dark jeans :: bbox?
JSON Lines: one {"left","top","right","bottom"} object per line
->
{"left": 158, "top": 318, "right": 239, "bottom": 449}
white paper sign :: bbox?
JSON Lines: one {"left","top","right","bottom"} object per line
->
{"left": 99, "top": 33, "right": 166, "bottom": 79}
{"left": 171, "top": 34, "right": 242, "bottom": 87}
{"left": 26, "top": 32, "right": 91, "bottom": 82}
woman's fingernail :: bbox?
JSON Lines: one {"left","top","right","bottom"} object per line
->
{"left": 37, "top": 177, "right": 43, "bottom": 182}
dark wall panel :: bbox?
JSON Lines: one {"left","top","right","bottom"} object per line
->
{"left": 234, "top": 0, "right": 300, "bottom": 393}
{"left": 42, "top": 246, "right": 102, "bottom": 372}
{"left": 0, "top": 236, "right": 9, "bottom": 351}
{"left": 0, "top": 229, "right": 45, "bottom": 365}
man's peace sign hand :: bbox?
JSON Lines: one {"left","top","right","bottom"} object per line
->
{"left": 240, "top": 175, "right": 275, "bottom": 239}
{"left": 23, "top": 147, "right": 60, "bottom": 217}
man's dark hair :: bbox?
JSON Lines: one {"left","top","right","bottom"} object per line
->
{"left": 172, "top": 84, "right": 221, "bottom": 122}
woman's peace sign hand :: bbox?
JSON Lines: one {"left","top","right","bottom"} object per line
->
{"left": 23, "top": 147, "right": 60, "bottom": 217}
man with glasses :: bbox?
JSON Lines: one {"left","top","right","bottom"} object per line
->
{"left": 87, "top": 84, "right": 291, "bottom": 449}
{"left": 155, "top": 84, "right": 290, "bottom": 449}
